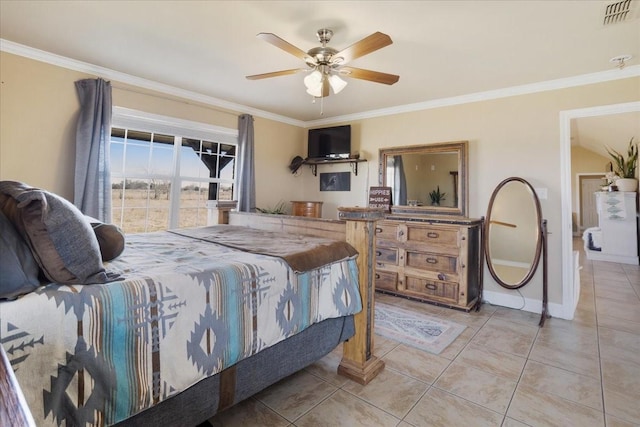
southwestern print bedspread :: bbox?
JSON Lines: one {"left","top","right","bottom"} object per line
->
{"left": 0, "top": 229, "right": 362, "bottom": 426}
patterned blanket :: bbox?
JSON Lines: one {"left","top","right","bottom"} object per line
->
{"left": 171, "top": 225, "right": 358, "bottom": 272}
{"left": 0, "top": 228, "right": 362, "bottom": 426}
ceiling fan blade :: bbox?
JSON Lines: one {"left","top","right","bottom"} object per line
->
{"left": 340, "top": 67, "right": 399, "bottom": 85}
{"left": 333, "top": 32, "right": 393, "bottom": 64}
{"left": 256, "top": 32, "right": 312, "bottom": 62}
{"left": 246, "top": 69, "right": 305, "bottom": 80}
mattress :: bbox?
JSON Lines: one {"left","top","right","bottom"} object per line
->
{"left": 0, "top": 228, "right": 362, "bottom": 426}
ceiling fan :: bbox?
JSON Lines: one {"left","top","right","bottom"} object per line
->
{"left": 246, "top": 28, "right": 399, "bottom": 98}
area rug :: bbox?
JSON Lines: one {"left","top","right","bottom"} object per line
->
{"left": 375, "top": 302, "right": 466, "bottom": 354}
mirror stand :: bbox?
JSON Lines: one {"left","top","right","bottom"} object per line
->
{"left": 540, "top": 219, "right": 549, "bottom": 327}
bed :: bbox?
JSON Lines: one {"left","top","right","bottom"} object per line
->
{"left": 0, "top": 182, "right": 384, "bottom": 426}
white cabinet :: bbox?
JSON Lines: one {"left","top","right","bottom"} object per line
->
{"left": 583, "top": 192, "right": 639, "bottom": 265}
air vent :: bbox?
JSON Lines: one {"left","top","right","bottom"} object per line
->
{"left": 603, "top": 0, "right": 634, "bottom": 24}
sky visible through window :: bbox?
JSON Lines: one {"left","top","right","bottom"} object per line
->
{"left": 110, "top": 128, "right": 236, "bottom": 232}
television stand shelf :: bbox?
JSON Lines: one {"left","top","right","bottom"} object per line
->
{"left": 305, "top": 158, "right": 367, "bottom": 176}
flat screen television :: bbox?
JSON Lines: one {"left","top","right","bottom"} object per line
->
{"left": 307, "top": 125, "right": 351, "bottom": 159}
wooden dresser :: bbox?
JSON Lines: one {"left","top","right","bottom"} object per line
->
{"left": 291, "top": 201, "right": 323, "bottom": 218}
{"left": 375, "top": 215, "right": 483, "bottom": 311}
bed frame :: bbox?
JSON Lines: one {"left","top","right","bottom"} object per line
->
{"left": 0, "top": 208, "right": 385, "bottom": 426}
{"left": 227, "top": 208, "right": 386, "bottom": 385}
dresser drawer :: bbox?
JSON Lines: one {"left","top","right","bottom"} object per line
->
{"left": 376, "top": 247, "right": 398, "bottom": 265}
{"left": 375, "top": 221, "right": 400, "bottom": 241}
{"left": 406, "top": 225, "right": 458, "bottom": 247}
{"left": 405, "top": 276, "right": 459, "bottom": 304}
{"left": 406, "top": 251, "right": 457, "bottom": 274}
{"left": 375, "top": 270, "right": 398, "bottom": 291}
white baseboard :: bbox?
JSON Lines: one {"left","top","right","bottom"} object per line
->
{"left": 482, "top": 290, "right": 567, "bottom": 320}
{"left": 584, "top": 251, "right": 639, "bottom": 265}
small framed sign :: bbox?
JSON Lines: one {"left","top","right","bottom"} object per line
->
{"left": 369, "top": 186, "right": 392, "bottom": 211}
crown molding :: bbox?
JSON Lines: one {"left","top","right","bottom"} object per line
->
{"left": 305, "top": 65, "right": 640, "bottom": 127}
{"left": 3, "top": 38, "right": 639, "bottom": 128}
{"left": 0, "top": 39, "right": 305, "bottom": 128}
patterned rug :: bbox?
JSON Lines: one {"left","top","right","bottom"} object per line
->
{"left": 375, "top": 302, "right": 466, "bottom": 354}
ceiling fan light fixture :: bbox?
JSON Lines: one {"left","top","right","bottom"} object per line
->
{"left": 305, "top": 73, "right": 323, "bottom": 97}
{"left": 328, "top": 74, "right": 347, "bottom": 94}
{"left": 304, "top": 69, "right": 323, "bottom": 89}
{"left": 306, "top": 86, "right": 323, "bottom": 97}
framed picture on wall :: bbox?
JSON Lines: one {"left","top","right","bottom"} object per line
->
{"left": 320, "top": 172, "right": 351, "bottom": 191}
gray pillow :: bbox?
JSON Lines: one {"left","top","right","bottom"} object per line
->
{"left": 85, "top": 216, "right": 126, "bottom": 261}
{"left": 0, "top": 181, "right": 109, "bottom": 285}
{"left": 0, "top": 209, "right": 41, "bottom": 299}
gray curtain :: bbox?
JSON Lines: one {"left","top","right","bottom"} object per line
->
{"left": 393, "top": 155, "right": 407, "bottom": 205}
{"left": 74, "top": 78, "right": 113, "bottom": 222}
{"left": 237, "top": 114, "right": 256, "bottom": 212}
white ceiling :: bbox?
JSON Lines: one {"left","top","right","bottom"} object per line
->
{"left": 1, "top": 0, "right": 639, "bottom": 126}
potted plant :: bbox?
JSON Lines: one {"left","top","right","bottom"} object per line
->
{"left": 606, "top": 137, "right": 638, "bottom": 192}
{"left": 428, "top": 186, "right": 446, "bottom": 206}
{"left": 256, "top": 201, "right": 288, "bottom": 214}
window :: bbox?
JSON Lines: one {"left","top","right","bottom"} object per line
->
{"left": 110, "top": 108, "right": 238, "bottom": 233}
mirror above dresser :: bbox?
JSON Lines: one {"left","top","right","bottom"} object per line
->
{"left": 374, "top": 140, "right": 482, "bottom": 311}
{"left": 379, "top": 141, "right": 468, "bottom": 216}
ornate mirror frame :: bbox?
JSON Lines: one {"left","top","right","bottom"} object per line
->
{"left": 378, "top": 141, "right": 469, "bottom": 216}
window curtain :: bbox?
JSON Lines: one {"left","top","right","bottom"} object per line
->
{"left": 393, "top": 155, "right": 407, "bottom": 205}
{"left": 74, "top": 78, "right": 113, "bottom": 222}
{"left": 237, "top": 114, "right": 256, "bottom": 212}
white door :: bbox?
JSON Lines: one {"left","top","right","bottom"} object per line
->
{"left": 580, "top": 177, "right": 604, "bottom": 231}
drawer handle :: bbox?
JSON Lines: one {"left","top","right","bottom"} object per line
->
{"left": 375, "top": 273, "right": 380, "bottom": 279}
{"left": 375, "top": 227, "right": 383, "bottom": 233}
{"left": 425, "top": 283, "right": 437, "bottom": 290}
{"left": 398, "top": 230, "right": 405, "bottom": 236}
{"left": 426, "top": 257, "right": 438, "bottom": 264}
{"left": 438, "top": 273, "right": 446, "bottom": 281}
{"left": 376, "top": 251, "right": 382, "bottom": 256}
{"left": 427, "top": 232, "right": 439, "bottom": 239}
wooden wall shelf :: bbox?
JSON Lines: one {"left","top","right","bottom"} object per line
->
{"left": 305, "top": 158, "right": 367, "bottom": 176}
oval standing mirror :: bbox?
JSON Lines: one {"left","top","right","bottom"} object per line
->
{"left": 485, "top": 177, "right": 542, "bottom": 289}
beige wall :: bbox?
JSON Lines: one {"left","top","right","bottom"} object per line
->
{"left": 299, "top": 77, "right": 639, "bottom": 304}
{"left": 0, "top": 53, "right": 90, "bottom": 200}
{"left": 1, "top": 50, "right": 638, "bottom": 307}
{"left": 0, "top": 52, "right": 304, "bottom": 208}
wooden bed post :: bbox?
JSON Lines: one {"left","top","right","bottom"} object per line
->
{"left": 336, "top": 207, "right": 386, "bottom": 385}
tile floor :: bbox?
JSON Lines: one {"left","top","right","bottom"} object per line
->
{"left": 207, "top": 241, "right": 640, "bottom": 427}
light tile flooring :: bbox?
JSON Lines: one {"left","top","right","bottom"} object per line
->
{"left": 207, "top": 241, "right": 640, "bottom": 427}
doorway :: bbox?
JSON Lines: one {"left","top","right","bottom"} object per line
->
{"left": 560, "top": 101, "right": 640, "bottom": 319}
{"left": 578, "top": 174, "right": 605, "bottom": 234}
